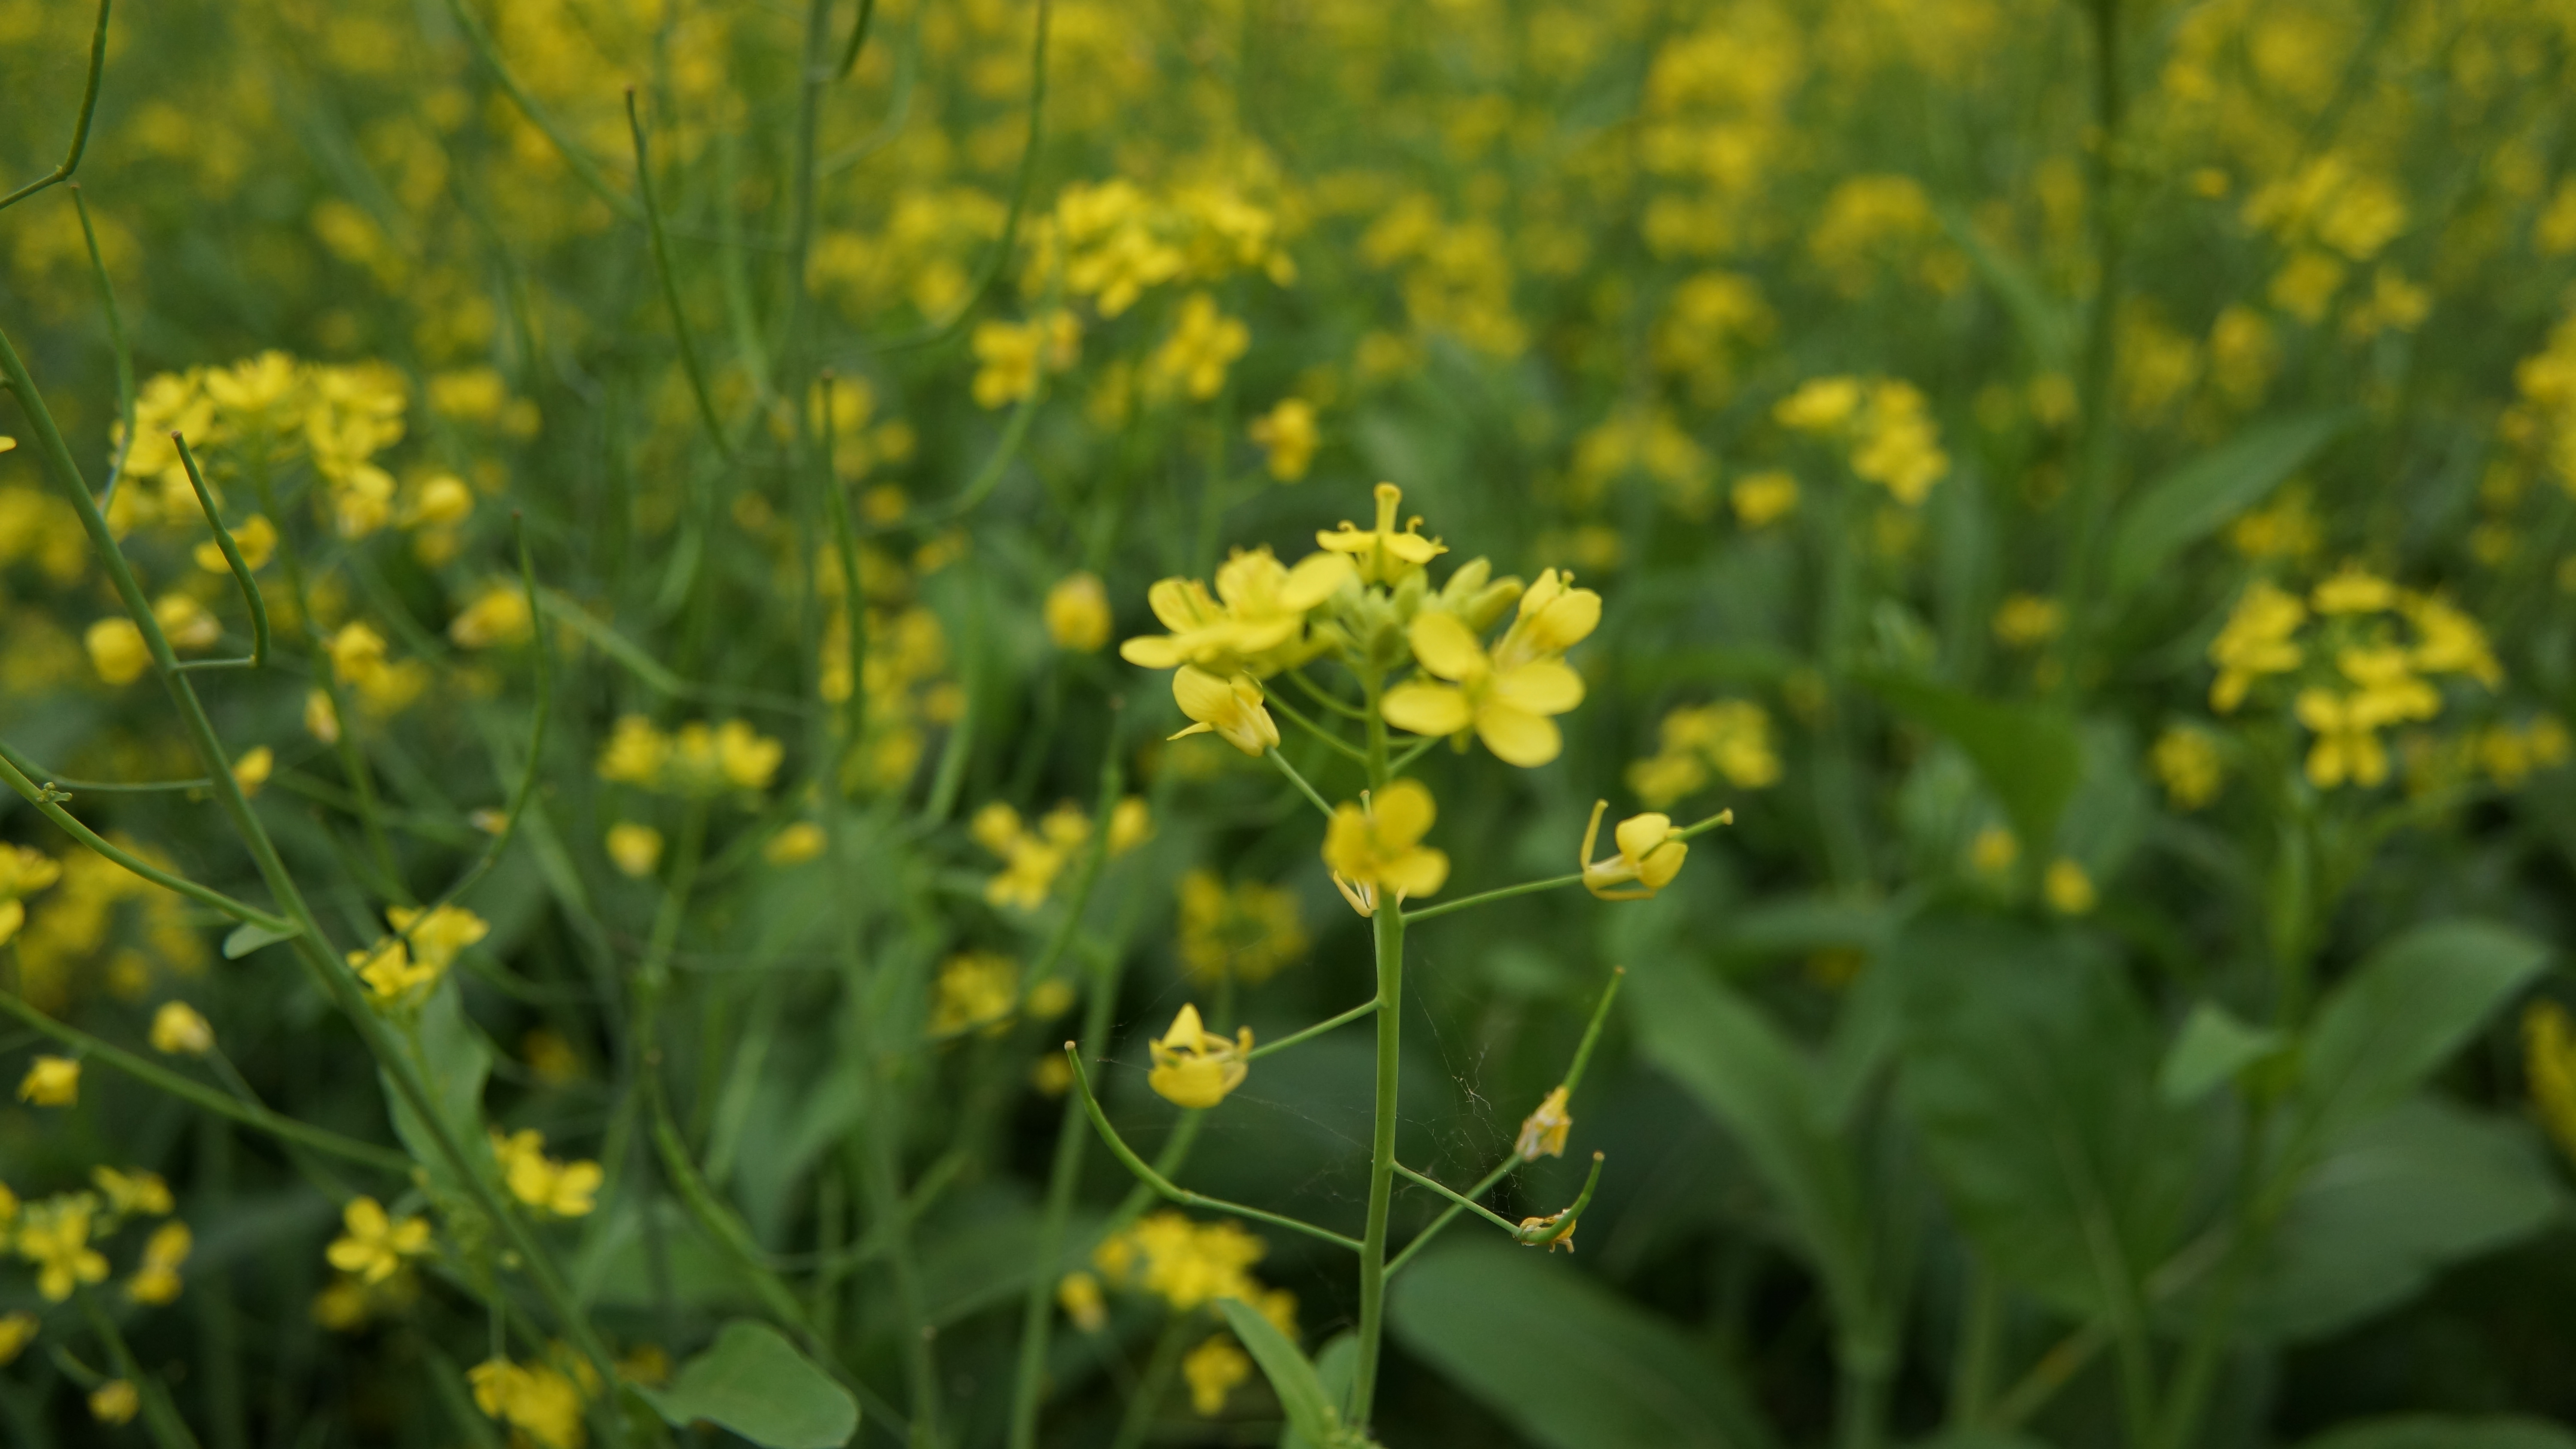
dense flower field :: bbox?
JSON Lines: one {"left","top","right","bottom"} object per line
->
{"left": 5, "top": 0, "right": 2576, "bottom": 1445}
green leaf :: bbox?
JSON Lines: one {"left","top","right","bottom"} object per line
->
{"left": 1934, "top": 202, "right": 2070, "bottom": 373}
{"left": 1626, "top": 958, "right": 1872, "bottom": 1315}
{"left": 2298, "top": 1416, "right": 2576, "bottom": 1449}
{"left": 2158, "top": 1001, "right": 2285, "bottom": 1106}
{"left": 380, "top": 976, "right": 492, "bottom": 1191}
{"left": 2298, "top": 919, "right": 2549, "bottom": 1147}
{"left": 1862, "top": 674, "right": 2081, "bottom": 854}
{"left": 222, "top": 920, "right": 298, "bottom": 959}
{"left": 1218, "top": 1297, "right": 1339, "bottom": 1448}
{"left": 2106, "top": 410, "right": 2351, "bottom": 594}
{"left": 1893, "top": 914, "right": 2197, "bottom": 1322}
{"left": 1390, "top": 1239, "right": 1778, "bottom": 1449}
{"left": 1280, "top": 1334, "right": 1358, "bottom": 1449}
{"left": 2224, "top": 1098, "right": 2563, "bottom": 1343}
{"left": 637, "top": 1320, "right": 857, "bottom": 1449}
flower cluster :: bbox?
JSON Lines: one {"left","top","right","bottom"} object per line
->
{"left": 1776, "top": 376, "right": 1951, "bottom": 506}
{"left": 1174, "top": 870, "right": 1307, "bottom": 985}
{"left": 1628, "top": 700, "right": 1783, "bottom": 807}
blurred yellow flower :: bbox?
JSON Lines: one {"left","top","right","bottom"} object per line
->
{"left": 85, "top": 617, "right": 151, "bottom": 685}
{"left": 1176, "top": 870, "right": 1306, "bottom": 985}
{"left": 1184, "top": 1335, "right": 1253, "bottom": 1416}
{"left": 490, "top": 1129, "right": 601, "bottom": 1218}
{"left": 128, "top": 1220, "right": 192, "bottom": 1305}
{"left": 932, "top": 952, "right": 1019, "bottom": 1036}
{"left": 2209, "top": 580, "right": 2306, "bottom": 712}
{"left": 1971, "top": 826, "right": 2020, "bottom": 875}
{"left": 18, "top": 1055, "right": 78, "bottom": 1107}
{"left": 231, "top": 746, "right": 273, "bottom": 797}
{"left": 1991, "top": 594, "right": 2065, "bottom": 648}
{"left": 450, "top": 582, "right": 535, "bottom": 649}
{"left": 763, "top": 822, "right": 827, "bottom": 866}
{"left": 18, "top": 1194, "right": 109, "bottom": 1298}
{"left": 1045, "top": 572, "right": 1112, "bottom": 652}
{"left": 2524, "top": 1001, "right": 2576, "bottom": 1165}
{"left": 1730, "top": 470, "right": 1799, "bottom": 527}
{"left": 2043, "top": 858, "right": 2096, "bottom": 915}
{"left": 1150, "top": 293, "right": 1249, "bottom": 400}
{"left": 0, "top": 1311, "right": 33, "bottom": 1366}
{"left": 606, "top": 822, "right": 663, "bottom": 878}
{"left": 1057, "top": 1270, "right": 1107, "bottom": 1332}
{"left": 90, "top": 1381, "right": 139, "bottom": 1426}
{"left": 1249, "top": 399, "right": 1319, "bottom": 480}
{"left": 2151, "top": 727, "right": 2223, "bottom": 810}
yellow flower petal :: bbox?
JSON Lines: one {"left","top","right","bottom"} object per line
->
{"left": 1372, "top": 779, "right": 1437, "bottom": 846}
{"left": 1381, "top": 682, "right": 1473, "bottom": 737}
{"left": 1476, "top": 703, "right": 1564, "bottom": 767}
{"left": 1379, "top": 847, "right": 1450, "bottom": 899}
{"left": 1493, "top": 659, "right": 1585, "bottom": 715}
{"left": 1407, "top": 610, "right": 1488, "bottom": 682}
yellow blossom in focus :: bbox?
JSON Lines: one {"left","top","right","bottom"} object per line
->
{"left": 606, "top": 823, "right": 663, "bottom": 878}
{"left": 1383, "top": 603, "right": 1587, "bottom": 767}
{"left": 1579, "top": 801, "right": 1690, "bottom": 900}
{"left": 1323, "top": 780, "right": 1449, "bottom": 915}
{"left": 1184, "top": 1335, "right": 1253, "bottom": 1416}
{"left": 1516, "top": 1085, "right": 1573, "bottom": 1159}
{"left": 1120, "top": 547, "right": 1353, "bottom": 676}
{"left": 1170, "top": 667, "right": 1281, "bottom": 758}
{"left": 1249, "top": 399, "right": 1319, "bottom": 480}
{"left": 18, "top": 1056, "right": 78, "bottom": 1107}
{"left": 1146, "top": 1003, "right": 1254, "bottom": 1109}
{"left": 1045, "top": 573, "right": 1112, "bottom": 652}
{"left": 2043, "top": 858, "right": 2096, "bottom": 915}
{"left": 1315, "top": 482, "right": 1446, "bottom": 585}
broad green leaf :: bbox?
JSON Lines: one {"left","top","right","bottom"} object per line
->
{"left": 1862, "top": 674, "right": 2081, "bottom": 854}
{"left": 638, "top": 1321, "right": 857, "bottom": 1449}
{"left": 1627, "top": 958, "right": 1872, "bottom": 1313}
{"left": 2299, "top": 1416, "right": 2576, "bottom": 1449}
{"left": 1894, "top": 914, "right": 2197, "bottom": 1322}
{"left": 222, "top": 919, "right": 298, "bottom": 959}
{"left": 1218, "top": 1297, "right": 1338, "bottom": 1448}
{"left": 1281, "top": 1334, "right": 1358, "bottom": 1449}
{"left": 2299, "top": 920, "right": 2549, "bottom": 1147}
{"left": 1390, "top": 1239, "right": 1777, "bottom": 1449}
{"left": 380, "top": 976, "right": 492, "bottom": 1191}
{"left": 2158, "top": 1001, "right": 2284, "bottom": 1106}
{"left": 2223, "top": 1098, "right": 2562, "bottom": 1343}
{"left": 2106, "top": 410, "right": 2351, "bottom": 594}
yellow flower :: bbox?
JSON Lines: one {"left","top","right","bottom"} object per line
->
{"left": 1578, "top": 802, "right": 1689, "bottom": 900}
{"left": 2295, "top": 689, "right": 2390, "bottom": 789}
{"left": 348, "top": 939, "right": 438, "bottom": 1004}
{"left": 1150, "top": 293, "right": 1249, "bottom": 400}
{"left": 1147, "top": 1004, "right": 1255, "bottom": 1109}
{"left": 1119, "top": 547, "right": 1353, "bottom": 675}
{"left": 18, "top": 1055, "right": 78, "bottom": 1106}
{"left": 1776, "top": 376, "right": 1863, "bottom": 431}
{"left": 1058, "top": 1271, "right": 1107, "bottom": 1332}
{"left": 1184, "top": 1335, "right": 1253, "bottom": 1416}
{"left": 931, "top": 952, "right": 1020, "bottom": 1035}
{"left": 491, "top": 1130, "right": 601, "bottom": 1218}
{"left": 1730, "top": 470, "right": 1799, "bottom": 527}
{"left": 1971, "top": 825, "right": 2020, "bottom": 875}
{"left": 2407, "top": 594, "right": 2502, "bottom": 686}
{"left": 93, "top": 1167, "right": 173, "bottom": 1217}
{"left": 1045, "top": 573, "right": 1113, "bottom": 652}
{"left": 1249, "top": 399, "right": 1319, "bottom": 481}
{"left": 1321, "top": 780, "right": 1449, "bottom": 916}
{"left": 17, "top": 1195, "right": 109, "bottom": 1299}
{"left": 232, "top": 746, "right": 274, "bottom": 797}
{"left": 714, "top": 720, "right": 785, "bottom": 791}
{"left": 1492, "top": 569, "right": 1603, "bottom": 670}
{"left": 450, "top": 583, "right": 535, "bottom": 649}
{"left": 469, "top": 1357, "right": 588, "bottom": 1449}
{"left": 2524, "top": 1000, "right": 2576, "bottom": 1165}
{"left": 1991, "top": 594, "right": 2065, "bottom": 647}
{"left": 1176, "top": 870, "right": 1308, "bottom": 985}
{"left": 2151, "top": 727, "right": 2223, "bottom": 810}
{"left": 128, "top": 1220, "right": 191, "bottom": 1305}
{"left": 1170, "top": 667, "right": 1281, "bottom": 758}
{"left": 2312, "top": 563, "right": 2397, "bottom": 615}
{"left": 387, "top": 904, "right": 489, "bottom": 973}
{"left": 194, "top": 514, "right": 277, "bottom": 574}
{"left": 154, "top": 593, "right": 221, "bottom": 652}
{"left": 2208, "top": 580, "right": 2307, "bottom": 712}
{"left": 606, "top": 823, "right": 663, "bottom": 878}
{"left": 763, "top": 822, "right": 827, "bottom": 866}
{"left": 402, "top": 474, "right": 474, "bottom": 529}
{"left": 1315, "top": 482, "right": 1446, "bottom": 584}
{"left": 305, "top": 689, "right": 342, "bottom": 744}
{"left": 85, "top": 618, "right": 152, "bottom": 685}
{"left": 2043, "top": 858, "right": 2097, "bottom": 915}
{"left": 1515, "top": 1085, "right": 1573, "bottom": 1160}
{"left": 597, "top": 715, "right": 671, "bottom": 785}
{"left": 89, "top": 1381, "right": 139, "bottom": 1426}
{"left": 1382, "top": 609, "right": 1585, "bottom": 767}
{"left": 1107, "top": 796, "right": 1154, "bottom": 856}
{"left": 972, "top": 803, "right": 1073, "bottom": 910}
{"left": 0, "top": 1311, "right": 35, "bottom": 1366}
{"left": 327, "top": 1197, "right": 432, "bottom": 1284}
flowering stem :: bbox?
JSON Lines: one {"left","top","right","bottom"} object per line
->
{"left": 0, "top": 738, "right": 206, "bottom": 792}
{"left": 626, "top": 89, "right": 734, "bottom": 460}
{"left": 1287, "top": 667, "right": 1371, "bottom": 719}
{"left": 1264, "top": 747, "right": 1335, "bottom": 819}
{"left": 1402, "top": 871, "right": 1584, "bottom": 923}
{"left": 1351, "top": 676, "right": 1402, "bottom": 1431}
{"left": 1390, "top": 731, "right": 1443, "bottom": 773}
{"left": 1243, "top": 997, "right": 1380, "bottom": 1061}
{"left": 1391, "top": 1162, "right": 1525, "bottom": 1236}
{"left": 1265, "top": 691, "right": 1370, "bottom": 764}
{"left": 1061, "top": 1046, "right": 1364, "bottom": 1252}
{"left": 0, "top": 988, "right": 410, "bottom": 1175}
{"left": 0, "top": 0, "right": 107, "bottom": 215}
{"left": 1382, "top": 1155, "right": 1519, "bottom": 1280}
{"left": 0, "top": 752, "right": 295, "bottom": 934}
{"left": 173, "top": 437, "right": 270, "bottom": 667}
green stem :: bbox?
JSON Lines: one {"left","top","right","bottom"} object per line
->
{"left": 1264, "top": 747, "right": 1336, "bottom": 818}
{"left": 1401, "top": 871, "right": 1583, "bottom": 924}
{"left": 1062, "top": 1048, "right": 1362, "bottom": 1252}
{"left": 0, "top": 989, "right": 410, "bottom": 1174}
{"left": 1350, "top": 679, "right": 1401, "bottom": 1431}
{"left": 436, "top": 0, "right": 642, "bottom": 222}
{"left": 1948, "top": 1261, "right": 2001, "bottom": 1429}
{"left": 173, "top": 437, "right": 270, "bottom": 666}
{"left": 1265, "top": 690, "right": 1369, "bottom": 764}
{"left": 69, "top": 188, "right": 134, "bottom": 497}
{"left": 1245, "top": 997, "right": 1379, "bottom": 1061}
{"left": 834, "top": 0, "right": 878, "bottom": 77}
{"left": 0, "top": 0, "right": 107, "bottom": 214}
{"left": 0, "top": 738, "right": 206, "bottom": 792}
{"left": 1391, "top": 1162, "right": 1522, "bottom": 1236}
{"left": 2055, "top": 0, "right": 2130, "bottom": 697}
{"left": 625, "top": 89, "right": 733, "bottom": 459}
{"left": 1107, "top": 1316, "right": 1188, "bottom": 1449}
{"left": 0, "top": 752, "right": 294, "bottom": 934}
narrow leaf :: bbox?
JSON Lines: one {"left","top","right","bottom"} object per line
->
{"left": 638, "top": 1321, "right": 857, "bottom": 1449}
{"left": 2107, "top": 410, "right": 2351, "bottom": 594}
{"left": 2158, "top": 1001, "right": 2284, "bottom": 1105}
{"left": 2299, "top": 919, "right": 2549, "bottom": 1147}
{"left": 223, "top": 920, "right": 298, "bottom": 959}
{"left": 1218, "top": 1297, "right": 1338, "bottom": 1448}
